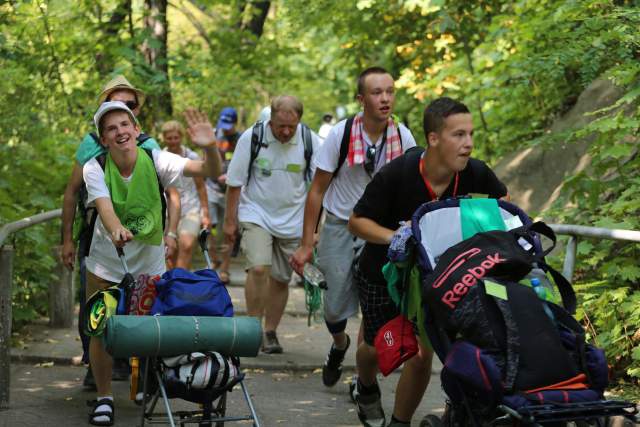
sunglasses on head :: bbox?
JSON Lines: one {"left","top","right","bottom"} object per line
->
{"left": 364, "top": 145, "right": 376, "bottom": 175}
{"left": 124, "top": 100, "right": 139, "bottom": 110}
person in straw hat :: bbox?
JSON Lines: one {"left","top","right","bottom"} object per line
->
{"left": 60, "top": 75, "right": 181, "bottom": 389}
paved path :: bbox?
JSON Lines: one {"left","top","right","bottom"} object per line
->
{"left": 2, "top": 260, "right": 446, "bottom": 426}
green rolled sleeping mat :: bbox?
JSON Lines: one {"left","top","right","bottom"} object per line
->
{"left": 103, "top": 315, "right": 262, "bottom": 358}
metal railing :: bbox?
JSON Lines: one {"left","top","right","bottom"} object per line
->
{"left": 548, "top": 224, "right": 640, "bottom": 281}
{"left": 0, "top": 209, "right": 72, "bottom": 410}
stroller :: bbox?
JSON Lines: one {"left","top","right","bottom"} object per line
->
{"left": 106, "top": 229, "right": 261, "bottom": 427}
{"left": 397, "top": 197, "right": 638, "bottom": 427}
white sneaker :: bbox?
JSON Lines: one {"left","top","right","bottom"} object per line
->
{"left": 355, "top": 380, "right": 385, "bottom": 427}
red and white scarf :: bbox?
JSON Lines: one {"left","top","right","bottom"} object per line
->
{"left": 347, "top": 113, "right": 403, "bottom": 167}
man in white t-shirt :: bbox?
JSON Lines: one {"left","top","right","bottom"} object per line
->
{"left": 161, "top": 120, "right": 210, "bottom": 270}
{"left": 290, "top": 67, "right": 416, "bottom": 412}
{"left": 224, "top": 95, "right": 320, "bottom": 354}
{"left": 83, "top": 101, "right": 221, "bottom": 426}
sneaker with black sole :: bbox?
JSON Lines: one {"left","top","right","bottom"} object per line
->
{"left": 322, "top": 334, "right": 350, "bottom": 387}
{"left": 83, "top": 366, "right": 96, "bottom": 391}
{"left": 355, "top": 381, "right": 385, "bottom": 427}
{"left": 262, "top": 330, "right": 283, "bottom": 354}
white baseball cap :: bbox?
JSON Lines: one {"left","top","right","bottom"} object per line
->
{"left": 94, "top": 101, "right": 138, "bottom": 136}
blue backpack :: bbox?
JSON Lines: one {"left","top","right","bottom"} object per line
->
{"left": 151, "top": 268, "right": 233, "bottom": 317}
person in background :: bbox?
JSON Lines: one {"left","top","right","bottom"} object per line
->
{"left": 290, "top": 66, "right": 416, "bottom": 399}
{"left": 162, "top": 120, "right": 210, "bottom": 270}
{"left": 318, "top": 112, "right": 334, "bottom": 141}
{"left": 206, "top": 107, "right": 241, "bottom": 283}
{"left": 224, "top": 95, "right": 320, "bottom": 354}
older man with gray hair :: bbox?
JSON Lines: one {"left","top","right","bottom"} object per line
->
{"left": 224, "top": 95, "right": 320, "bottom": 353}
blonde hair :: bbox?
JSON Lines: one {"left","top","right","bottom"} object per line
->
{"left": 161, "top": 120, "right": 184, "bottom": 135}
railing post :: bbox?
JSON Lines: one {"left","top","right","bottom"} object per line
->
{"left": 0, "top": 245, "right": 14, "bottom": 410}
{"left": 563, "top": 235, "right": 578, "bottom": 282}
{"left": 49, "top": 245, "right": 74, "bottom": 328}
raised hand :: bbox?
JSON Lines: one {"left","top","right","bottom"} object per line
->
{"left": 184, "top": 108, "right": 216, "bottom": 148}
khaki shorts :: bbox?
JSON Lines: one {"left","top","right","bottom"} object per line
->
{"left": 240, "top": 222, "right": 299, "bottom": 283}
{"left": 178, "top": 211, "right": 201, "bottom": 237}
{"left": 86, "top": 271, "right": 118, "bottom": 302}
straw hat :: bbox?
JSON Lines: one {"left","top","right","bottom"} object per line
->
{"left": 97, "top": 75, "right": 146, "bottom": 108}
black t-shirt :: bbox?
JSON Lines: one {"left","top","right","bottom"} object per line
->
{"left": 353, "top": 146, "right": 508, "bottom": 285}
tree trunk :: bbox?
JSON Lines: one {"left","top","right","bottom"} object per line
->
{"left": 239, "top": 1, "right": 270, "bottom": 39}
{"left": 142, "top": 0, "right": 172, "bottom": 123}
{"left": 95, "top": 0, "right": 132, "bottom": 77}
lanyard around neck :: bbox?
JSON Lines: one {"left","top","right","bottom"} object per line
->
{"left": 419, "top": 153, "right": 458, "bottom": 200}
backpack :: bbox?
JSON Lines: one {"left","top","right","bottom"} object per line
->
{"left": 247, "top": 121, "right": 314, "bottom": 182}
{"left": 150, "top": 268, "right": 233, "bottom": 317}
{"left": 332, "top": 116, "right": 404, "bottom": 178}
{"left": 410, "top": 199, "right": 608, "bottom": 405}
{"left": 82, "top": 142, "right": 166, "bottom": 257}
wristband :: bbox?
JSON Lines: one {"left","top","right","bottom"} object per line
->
{"left": 166, "top": 231, "right": 178, "bottom": 239}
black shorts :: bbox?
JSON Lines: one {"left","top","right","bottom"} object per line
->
{"left": 354, "top": 265, "right": 401, "bottom": 345}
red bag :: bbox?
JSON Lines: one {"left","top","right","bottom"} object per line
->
{"left": 128, "top": 274, "right": 159, "bottom": 315}
{"left": 374, "top": 314, "right": 418, "bottom": 376}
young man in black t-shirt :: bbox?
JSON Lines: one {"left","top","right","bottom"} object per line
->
{"left": 348, "top": 97, "right": 508, "bottom": 427}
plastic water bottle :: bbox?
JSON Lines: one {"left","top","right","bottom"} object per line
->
{"left": 528, "top": 267, "right": 557, "bottom": 303}
{"left": 531, "top": 278, "right": 555, "bottom": 322}
{"left": 303, "top": 263, "right": 328, "bottom": 290}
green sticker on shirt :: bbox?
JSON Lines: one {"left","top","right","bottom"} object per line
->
{"left": 484, "top": 280, "right": 508, "bottom": 300}
{"left": 286, "top": 163, "right": 302, "bottom": 173}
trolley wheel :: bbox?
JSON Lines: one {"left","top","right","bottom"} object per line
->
{"left": 420, "top": 414, "right": 445, "bottom": 427}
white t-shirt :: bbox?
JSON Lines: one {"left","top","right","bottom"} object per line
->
{"left": 314, "top": 118, "right": 417, "bottom": 220}
{"left": 163, "top": 146, "right": 201, "bottom": 215}
{"left": 318, "top": 123, "right": 333, "bottom": 140}
{"left": 226, "top": 121, "right": 320, "bottom": 238}
{"left": 83, "top": 150, "right": 188, "bottom": 282}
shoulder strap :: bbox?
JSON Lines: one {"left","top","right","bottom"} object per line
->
{"left": 90, "top": 132, "right": 99, "bottom": 143}
{"left": 247, "top": 121, "right": 265, "bottom": 182}
{"left": 391, "top": 115, "right": 403, "bottom": 147}
{"left": 83, "top": 153, "right": 107, "bottom": 257}
{"left": 137, "top": 133, "right": 151, "bottom": 144}
{"left": 301, "top": 123, "right": 313, "bottom": 181}
{"left": 96, "top": 153, "right": 107, "bottom": 171}
{"left": 333, "top": 117, "right": 354, "bottom": 179}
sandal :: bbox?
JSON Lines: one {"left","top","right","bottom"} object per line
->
{"left": 87, "top": 398, "right": 114, "bottom": 426}
{"left": 218, "top": 270, "right": 230, "bottom": 285}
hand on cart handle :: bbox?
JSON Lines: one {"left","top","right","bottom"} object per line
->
{"left": 110, "top": 226, "right": 133, "bottom": 248}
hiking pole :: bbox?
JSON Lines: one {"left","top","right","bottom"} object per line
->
{"left": 198, "top": 228, "right": 213, "bottom": 270}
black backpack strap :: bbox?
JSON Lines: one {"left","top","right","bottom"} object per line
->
{"left": 301, "top": 123, "right": 313, "bottom": 181}
{"left": 83, "top": 153, "right": 107, "bottom": 257}
{"left": 543, "top": 263, "right": 577, "bottom": 315}
{"left": 137, "top": 133, "right": 151, "bottom": 144}
{"left": 334, "top": 117, "right": 354, "bottom": 179}
{"left": 247, "top": 121, "right": 265, "bottom": 183}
